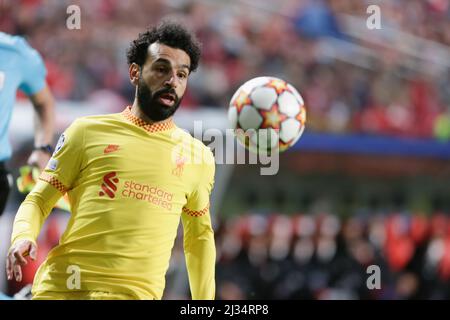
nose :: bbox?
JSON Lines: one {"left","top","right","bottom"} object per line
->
{"left": 164, "top": 70, "right": 178, "bottom": 89}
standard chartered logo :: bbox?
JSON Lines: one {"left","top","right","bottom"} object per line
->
{"left": 122, "top": 180, "right": 174, "bottom": 210}
{"left": 98, "top": 172, "right": 174, "bottom": 210}
{"left": 99, "top": 172, "right": 119, "bottom": 198}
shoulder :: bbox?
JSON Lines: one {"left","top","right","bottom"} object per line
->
{"left": 70, "top": 113, "right": 123, "bottom": 129}
{"left": 0, "top": 32, "right": 22, "bottom": 51}
{"left": 0, "top": 33, "right": 39, "bottom": 62}
{"left": 9, "top": 35, "right": 43, "bottom": 64}
{"left": 0, "top": 33, "right": 46, "bottom": 82}
{"left": 61, "top": 113, "right": 121, "bottom": 143}
{"left": 172, "top": 127, "right": 215, "bottom": 162}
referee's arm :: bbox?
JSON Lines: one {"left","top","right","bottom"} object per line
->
{"left": 27, "top": 84, "right": 55, "bottom": 170}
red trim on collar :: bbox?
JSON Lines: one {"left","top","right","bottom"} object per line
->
{"left": 122, "top": 106, "right": 175, "bottom": 133}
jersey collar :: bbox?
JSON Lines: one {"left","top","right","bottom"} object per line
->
{"left": 122, "top": 106, "right": 175, "bottom": 133}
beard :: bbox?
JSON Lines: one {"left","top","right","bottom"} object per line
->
{"left": 136, "top": 76, "right": 182, "bottom": 122}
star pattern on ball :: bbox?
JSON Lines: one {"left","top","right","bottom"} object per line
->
{"left": 266, "top": 79, "right": 288, "bottom": 94}
{"left": 279, "top": 140, "right": 291, "bottom": 152}
{"left": 234, "top": 90, "right": 252, "bottom": 113}
{"left": 296, "top": 107, "right": 306, "bottom": 126}
{"left": 259, "top": 104, "right": 287, "bottom": 129}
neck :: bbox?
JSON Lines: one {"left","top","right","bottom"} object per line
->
{"left": 131, "top": 99, "right": 156, "bottom": 124}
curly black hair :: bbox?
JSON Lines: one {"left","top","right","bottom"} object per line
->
{"left": 126, "top": 21, "right": 201, "bottom": 72}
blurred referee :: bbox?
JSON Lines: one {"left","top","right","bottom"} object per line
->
{"left": 0, "top": 31, "right": 55, "bottom": 217}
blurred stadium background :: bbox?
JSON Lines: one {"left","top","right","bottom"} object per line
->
{"left": 1, "top": 0, "right": 450, "bottom": 299}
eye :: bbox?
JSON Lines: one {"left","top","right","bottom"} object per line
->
{"left": 178, "top": 72, "right": 187, "bottom": 80}
{"left": 156, "top": 66, "right": 167, "bottom": 73}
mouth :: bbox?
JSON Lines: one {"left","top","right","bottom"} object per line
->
{"left": 158, "top": 93, "right": 176, "bottom": 107}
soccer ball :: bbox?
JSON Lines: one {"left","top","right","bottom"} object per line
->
{"left": 228, "top": 76, "right": 306, "bottom": 153}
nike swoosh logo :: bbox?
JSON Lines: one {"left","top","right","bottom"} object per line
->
{"left": 104, "top": 144, "right": 120, "bottom": 154}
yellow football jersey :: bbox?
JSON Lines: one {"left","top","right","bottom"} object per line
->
{"left": 10, "top": 106, "right": 216, "bottom": 300}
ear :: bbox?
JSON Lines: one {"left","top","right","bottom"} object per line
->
{"left": 129, "top": 63, "right": 140, "bottom": 86}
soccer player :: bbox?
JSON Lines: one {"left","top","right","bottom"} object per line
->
{"left": 6, "top": 22, "right": 216, "bottom": 300}
{"left": 0, "top": 32, "right": 55, "bottom": 217}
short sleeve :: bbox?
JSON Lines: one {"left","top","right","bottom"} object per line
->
{"left": 17, "top": 37, "right": 47, "bottom": 96}
{"left": 39, "top": 120, "right": 85, "bottom": 194}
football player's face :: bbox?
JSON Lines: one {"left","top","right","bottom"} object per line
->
{"left": 131, "top": 43, "right": 191, "bottom": 121}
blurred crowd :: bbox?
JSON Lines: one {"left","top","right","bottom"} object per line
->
{"left": 1, "top": 0, "right": 450, "bottom": 138}
{"left": 4, "top": 209, "right": 449, "bottom": 300}
{"left": 215, "top": 212, "right": 450, "bottom": 300}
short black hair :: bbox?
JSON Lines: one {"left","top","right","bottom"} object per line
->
{"left": 126, "top": 21, "right": 201, "bottom": 72}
